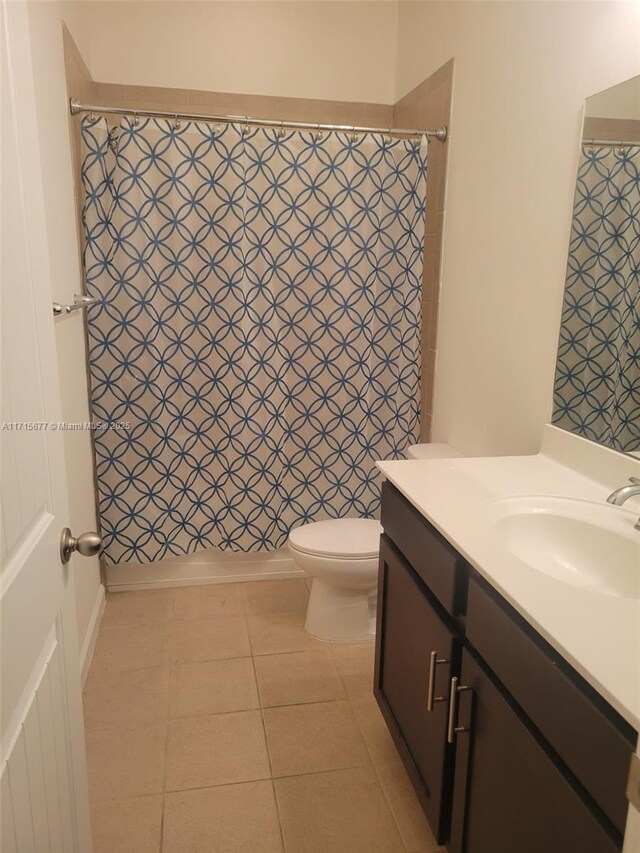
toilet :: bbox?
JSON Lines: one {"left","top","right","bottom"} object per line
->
{"left": 288, "top": 442, "right": 463, "bottom": 641}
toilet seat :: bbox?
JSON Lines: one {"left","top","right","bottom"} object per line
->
{"left": 288, "top": 518, "right": 382, "bottom": 559}
{"left": 287, "top": 518, "right": 382, "bottom": 641}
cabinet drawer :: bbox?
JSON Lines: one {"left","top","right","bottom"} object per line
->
{"left": 380, "top": 481, "right": 463, "bottom": 615}
{"left": 466, "top": 574, "right": 636, "bottom": 835}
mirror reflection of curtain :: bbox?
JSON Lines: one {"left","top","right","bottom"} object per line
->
{"left": 81, "top": 116, "right": 427, "bottom": 565}
{"left": 553, "top": 144, "right": 640, "bottom": 454}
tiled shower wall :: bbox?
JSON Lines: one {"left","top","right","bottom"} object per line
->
{"left": 64, "top": 26, "right": 94, "bottom": 272}
{"left": 63, "top": 28, "right": 452, "bottom": 443}
{"left": 583, "top": 116, "right": 640, "bottom": 144}
{"left": 394, "top": 61, "right": 454, "bottom": 441}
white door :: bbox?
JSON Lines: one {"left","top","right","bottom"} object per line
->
{"left": 1, "top": 0, "right": 92, "bottom": 850}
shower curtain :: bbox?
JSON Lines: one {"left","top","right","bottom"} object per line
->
{"left": 81, "top": 116, "right": 427, "bottom": 564}
{"left": 553, "top": 143, "right": 640, "bottom": 453}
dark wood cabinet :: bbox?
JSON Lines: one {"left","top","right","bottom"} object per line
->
{"left": 376, "top": 482, "right": 636, "bottom": 853}
{"left": 375, "top": 535, "right": 459, "bottom": 842}
{"left": 449, "top": 649, "right": 619, "bottom": 853}
{"left": 465, "top": 574, "right": 635, "bottom": 836}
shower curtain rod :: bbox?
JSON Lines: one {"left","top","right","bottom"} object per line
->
{"left": 582, "top": 137, "right": 640, "bottom": 147}
{"left": 69, "top": 98, "right": 448, "bottom": 141}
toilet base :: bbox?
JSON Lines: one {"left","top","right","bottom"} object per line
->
{"left": 304, "top": 578, "right": 377, "bottom": 642}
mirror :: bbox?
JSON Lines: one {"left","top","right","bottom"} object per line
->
{"left": 552, "top": 76, "right": 639, "bottom": 456}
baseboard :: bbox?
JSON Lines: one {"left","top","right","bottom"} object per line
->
{"left": 80, "top": 583, "right": 106, "bottom": 686}
{"left": 104, "top": 549, "right": 304, "bottom": 592}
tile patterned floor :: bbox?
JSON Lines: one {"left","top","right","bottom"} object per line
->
{"left": 84, "top": 579, "right": 445, "bottom": 853}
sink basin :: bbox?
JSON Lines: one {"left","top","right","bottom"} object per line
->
{"left": 482, "top": 496, "right": 640, "bottom": 598}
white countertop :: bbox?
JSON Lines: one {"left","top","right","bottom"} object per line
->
{"left": 377, "top": 426, "right": 640, "bottom": 730}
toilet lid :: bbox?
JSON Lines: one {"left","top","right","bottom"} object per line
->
{"left": 288, "top": 518, "right": 382, "bottom": 559}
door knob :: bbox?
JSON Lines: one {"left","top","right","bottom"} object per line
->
{"left": 60, "top": 527, "right": 102, "bottom": 564}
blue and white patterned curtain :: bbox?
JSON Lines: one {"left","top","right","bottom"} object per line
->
{"left": 81, "top": 116, "right": 427, "bottom": 564}
{"left": 553, "top": 144, "right": 640, "bottom": 453}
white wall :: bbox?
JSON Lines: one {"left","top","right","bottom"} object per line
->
{"left": 70, "top": 0, "right": 399, "bottom": 104}
{"left": 396, "top": 1, "right": 640, "bottom": 456}
{"left": 26, "top": 1, "right": 104, "bottom": 670}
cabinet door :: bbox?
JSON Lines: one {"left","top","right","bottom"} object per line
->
{"left": 375, "top": 535, "right": 458, "bottom": 843}
{"left": 449, "top": 650, "right": 620, "bottom": 853}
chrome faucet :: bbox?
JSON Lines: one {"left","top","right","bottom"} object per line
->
{"left": 607, "top": 477, "right": 640, "bottom": 530}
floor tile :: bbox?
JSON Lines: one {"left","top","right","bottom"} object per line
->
{"left": 263, "top": 700, "right": 369, "bottom": 777}
{"left": 254, "top": 649, "right": 345, "bottom": 707}
{"left": 243, "top": 579, "right": 309, "bottom": 615}
{"left": 350, "top": 694, "right": 401, "bottom": 766}
{"left": 169, "top": 657, "right": 258, "bottom": 718}
{"left": 165, "top": 709, "right": 271, "bottom": 791}
{"left": 330, "top": 641, "right": 376, "bottom": 698}
{"left": 163, "top": 781, "right": 284, "bottom": 853}
{"left": 275, "top": 766, "right": 405, "bottom": 853}
{"left": 91, "top": 794, "right": 162, "bottom": 853}
{"left": 83, "top": 666, "right": 169, "bottom": 729}
{"left": 168, "top": 615, "right": 250, "bottom": 663}
{"left": 91, "top": 623, "right": 170, "bottom": 673}
{"left": 102, "top": 589, "right": 172, "bottom": 628}
{"left": 247, "top": 610, "right": 325, "bottom": 656}
{"left": 85, "top": 724, "right": 166, "bottom": 801}
{"left": 377, "top": 762, "right": 440, "bottom": 853}
{"left": 84, "top": 584, "right": 428, "bottom": 853}
{"left": 171, "top": 583, "right": 245, "bottom": 621}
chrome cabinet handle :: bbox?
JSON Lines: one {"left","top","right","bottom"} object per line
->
{"left": 427, "top": 650, "right": 449, "bottom": 712}
{"left": 447, "top": 676, "right": 470, "bottom": 743}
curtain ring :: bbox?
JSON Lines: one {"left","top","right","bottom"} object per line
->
{"left": 174, "top": 113, "right": 181, "bottom": 130}
{"left": 242, "top": 117, "right": 250, "bottom": 136}
{"left": 587, "top": 138, "right": 595, "bottom": 156}
{"left": 618, "top": 140, "right": 626, "bottom": 155}
{"left": 314, "top": 123, "right": 323, "bottom": 142}
{"left": 132, "top": 111, "right": 139, "bottom": 127}
{"left": 278, "top": 121, "right": 286, "bottom": 139}
{"left": 350, "top": 126, "right": 358, "bottom": 144}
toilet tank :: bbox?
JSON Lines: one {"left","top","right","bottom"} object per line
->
{"left": 406, "top": 443, "right": 464, "bottom": 460}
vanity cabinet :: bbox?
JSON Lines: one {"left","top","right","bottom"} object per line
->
{"left": 465, "top": 573, "right": 634, "bottom": 835}
{"left": 375, "top": 482, "right": 636, "bottom": 853}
